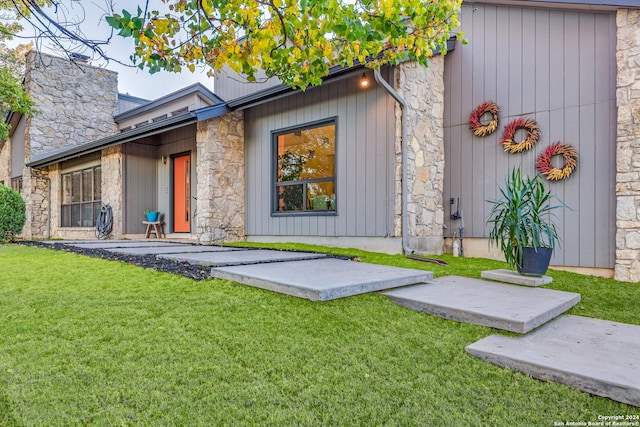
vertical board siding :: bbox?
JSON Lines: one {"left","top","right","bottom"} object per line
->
{"left": 123, "top": 125, "right": 196, "bottom": 234}
{"left": 444, "top": 4, "right": 616, "bottom": 268}
{"left": 123, "top": 142, "right": 157, "bottom": 234}
{"left": 245, "top": 69, "right": 396, "bottom": 238}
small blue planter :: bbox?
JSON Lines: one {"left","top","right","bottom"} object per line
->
{"left": 146, "top": 212, "right": 159, "bottom": 222}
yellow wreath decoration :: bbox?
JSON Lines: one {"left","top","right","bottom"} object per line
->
{"left": 469, "top": 101, "right": 499, "bottom": 137}
{"left": 536, "top": 142, "right": 578, "bottom": 181}
{"left": 500, "top": 118, "right": 540, "bottom": 153}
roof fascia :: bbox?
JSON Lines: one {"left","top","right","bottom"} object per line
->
{"left": 113, "top": 83, "right": 222, "bottom": 122}
{"left": 28, "top": 112, "right": 197, "bottom": 168}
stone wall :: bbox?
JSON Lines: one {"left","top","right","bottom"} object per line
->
{"left": 23, "top": 52, "right": 118, "bottom": 157}
{"left": 19, "top": 52, "right": 119, "bottom": 239}
{"left": 615, "top": 9, "right": 640, "bottom": 282}
{"left": 195, "top": 111, "right": 245, "bottom": 243}
{"left": 0, "top": 139, "right": 10, "bottom": 186}
{"left": 395, "top": 58, "right": 446, "bottom": 255}
{"left": 21, "top": 166, "right": 49, "bottom": 239}
{"left": 101, "top": 145, "right": 123, "bottom": 239}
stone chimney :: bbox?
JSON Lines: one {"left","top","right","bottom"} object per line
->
{"left": 23, "top": 51, "right": 118, "bottom": 159}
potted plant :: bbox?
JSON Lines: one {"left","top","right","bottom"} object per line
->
{"left": 486, "top": 167, "right": 564, "bottom": 276}
{"left": 144, "top": 209, "right": 159, "bottom": 222}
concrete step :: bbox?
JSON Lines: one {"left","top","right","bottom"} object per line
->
{"left": 210, "top": 258, "right": 433, "bottom": 301}
{"left": 68, "top": 241, "right": 183, "bottom": 249}
{"left": 383, "top": 276, "right": 580, "bottom": 333}
{"left": 481, "top": 269, "right": 552, "bottom": 287}
{"left": 106, "top": 245, "right": 244, "bottom": 255}
{"left": 160, "top": 249, "right": 327, "bottom": 267}
{"left": 466, "top": 315, "right": 640, "bottom": 407}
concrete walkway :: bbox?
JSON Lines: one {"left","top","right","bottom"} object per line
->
{"left": 54, "top": 240, "right": 431, "bottom": 301}
{"left": 46, "top": 239, "right": 639, "bottom": 407}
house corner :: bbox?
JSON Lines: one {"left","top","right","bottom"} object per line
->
{"left": 615, "top": 9, "right": 640, "bottom": 282}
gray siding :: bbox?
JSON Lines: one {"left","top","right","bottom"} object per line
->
{"left": 245, "top": 69, "right": 396, "bottom": 238}
{"left": 444, "top": 3, "right": 616, "bottom": 268}
{"left": 215, "top": 66, "right": 282, "bottom": 102}
{"left": 122, "top": 125, "right": 197, "bottom": 234}
{"left": 123, "top": 141, "right": 158, "bottom": 234}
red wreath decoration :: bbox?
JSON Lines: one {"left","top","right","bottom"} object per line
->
{"left": 500, "top": 118, "right": 539, "bottom": 153}
{"left": 469, "top": 101, "right": 499, "bottom": 137}
{"left": 536, "top": 142, "right": 578, "bottom": 181}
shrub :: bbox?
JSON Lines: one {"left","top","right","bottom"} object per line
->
{"left": 0, "top": 184, "right": 26, "bottom": 242}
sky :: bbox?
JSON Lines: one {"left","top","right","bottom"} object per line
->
{"left": 10, "top": 1, "right": 215, "bottom": 101}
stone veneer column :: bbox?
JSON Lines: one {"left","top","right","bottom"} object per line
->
{"left": 101, "top": 145, "right": 123, "bottom": 239}
{"left": 195, "top": 111, "right": 245, "bottom": 243}
{"left": 0, "top": 139, "right": 10, "bottom": 185}
{"left": 615, "top": 9, "right": 640, "bottom": 282}
{"left": 21, "top": 167, "right": 50, "bottom": 239}
{"left": 395, "top": 58, "right": 446, "bottom": 255}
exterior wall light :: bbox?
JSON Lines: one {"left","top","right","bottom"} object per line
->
{"left": 360, "top": 72, "right": 370, "bottom": 88}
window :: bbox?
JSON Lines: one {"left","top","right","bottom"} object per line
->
{"left": 274, "top": 120, "right": 336, "bottom": 213}
{"left": 11, "top": 177, "right": 22, "bottom": 193}
{"left": 61, "top": 166, "right": 101, "bottom": 227}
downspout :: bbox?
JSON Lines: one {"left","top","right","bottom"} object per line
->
{"left": 373, "top": 70, "right": 412, "bottom": 256}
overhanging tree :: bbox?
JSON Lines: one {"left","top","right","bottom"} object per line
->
{"left": 106, "top": 0, "right": 464, "bottom": 89}
{"left": 0, "top": 1, "right": 48, "bottom": 141}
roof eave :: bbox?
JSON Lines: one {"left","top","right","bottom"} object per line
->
{"left": 27, "top": 112, "right": 198, "bottom": 168}
{"left": 227, "top": 38, "right": 457, "bottom": 110}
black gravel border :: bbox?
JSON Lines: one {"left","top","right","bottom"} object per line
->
{"left": 21, "top": 241, "right": 211, "bottom": 280}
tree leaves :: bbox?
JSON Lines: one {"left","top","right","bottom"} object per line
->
{"left": 106, "top": 0, "right": 464, "bottom": 90}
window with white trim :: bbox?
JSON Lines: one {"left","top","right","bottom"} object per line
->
{"left": 274, "top": 120, "right": 336, "bottom": 213}
{"left": 61, "top": 166, "right": 101, "bottom": 227}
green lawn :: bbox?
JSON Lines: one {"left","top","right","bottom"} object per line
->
{"left": 0, "top": 243, "right": 637, "bottom": 425}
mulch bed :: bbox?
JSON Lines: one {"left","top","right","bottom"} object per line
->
{"left": 21, "top": 241, "right": 211, "bottom": 281}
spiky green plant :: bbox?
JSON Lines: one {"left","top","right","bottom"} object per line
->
{"left": 486, "top": 167, "right": 563, "bottom": 268}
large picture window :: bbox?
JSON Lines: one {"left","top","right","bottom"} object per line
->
{"left": 61, "top": 166, "right": 101, "bottom": 227}
{"left": 274, "top": 120, "right": 336, "bottom": 213}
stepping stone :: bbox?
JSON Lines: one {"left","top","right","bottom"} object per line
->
{"left": 383, "top": 276, "right": 580, "bottom": 333}
{"left": 160, "top": 249, "right": 327, "bottom": 267}
{"left": 107, "top": 245, "right": 243, "bottom": 255}
{"left": 210, "top": 258, "right": 433, "bottom": 301}
{"left": 481, "top": 269, "right": 552, "bottom": 287}
{"left": 69, "top": 241, "right": 182, "bottom": 249}
{"left": 466, "top": 315, "right": 640, "bottom": 407}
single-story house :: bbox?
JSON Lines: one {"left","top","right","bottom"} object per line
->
{"left": 1, "top": 0, "right": 640, "bottom": 281}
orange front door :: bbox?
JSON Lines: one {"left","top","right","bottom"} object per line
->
{"left": 173, "top": 154, "right": 191, "bottom": 233}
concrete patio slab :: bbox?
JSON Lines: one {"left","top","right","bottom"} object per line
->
{"left": 481, "top": 269, "right": 552, "bottom": 287}
{"left": 105, "top": 245, "right": 243, "bottom": 255}
{"left": 466, "top": 315, "right": 640, "bottom": 407}
{"left": 41, "top": 239, "right": 134, "bottom": 245}
{"left": 159, "top": 249, "right": 327, "bottom": 267}
{"left": 382, "top": 276, "right": 580, "bottom": 333}
{"left": 210, "top": 258, "right": 433, "bottom": 301}
{"left": 68, "top": 241, "right": 184, "bottom": 249}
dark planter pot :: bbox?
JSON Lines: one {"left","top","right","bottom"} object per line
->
{"left": 146, "top": 212, "right": 159, "bottom": 222}
{"left": 517, "top": 246, "right": 553, "bottom": 277}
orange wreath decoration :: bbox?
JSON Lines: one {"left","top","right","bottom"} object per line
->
{"left": 536, "top": 142, "right": 578, "bottom": 181}
{"left": 469, "top": 101, "right": 499, "bottom": 137}
{"left": 500, "top": 118, "right": 539, "bottom": 153}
